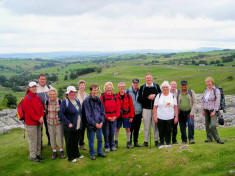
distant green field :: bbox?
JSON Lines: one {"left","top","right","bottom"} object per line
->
{"left": 0, "top": 50, "right": 235, "bottom": 107}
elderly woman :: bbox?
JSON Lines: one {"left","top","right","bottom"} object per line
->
{"left": 202, "top": 77, "right": 224, "bottom": 144}
{"left": 153, "top": 81, "right": 178, "bottom": 146}
{"left": 45, "top": 87, "right": 65, "bottom": 160}
{"left": 100, "top": 82, "right": 120, "bottom": 152}
{"left": 59, "top": 86, "right": 83, "bottom": 162}
{"left": 77, "top": 80, "right": 89, "bottom": 150}
{"left": 83, "top": 84, "right": 106, "bottom": 160}
{"left": 22, "top": 81, "right": 44, "bottom": 162}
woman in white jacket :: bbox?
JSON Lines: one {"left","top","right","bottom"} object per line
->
{"left": 153, "top": 81, "right": 178, "bottom": 147}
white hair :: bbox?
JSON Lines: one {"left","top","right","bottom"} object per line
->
{"left": 118, "top": 82, "right": 126, "bottom": 87}
{"left": 160, "top": 81, "right": 171, "bottom": 90}
{"left": 48, "top": 87, "right": 58, "bottom": 94}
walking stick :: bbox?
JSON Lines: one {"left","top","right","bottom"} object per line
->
{"left": 149, "top": 100, "right": 153, "bottom": 149}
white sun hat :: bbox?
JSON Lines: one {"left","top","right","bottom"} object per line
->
{"left": 28, "top": 81, "right": 37, "bottom": 88}
{"left": 66, "top": 86, "right": 77, "bottom": 94}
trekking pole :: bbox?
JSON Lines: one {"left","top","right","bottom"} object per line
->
{"left": 149, "top": 100, "right": 153, "bottom": 149}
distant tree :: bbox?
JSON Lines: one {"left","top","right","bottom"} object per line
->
{"left": 58, "top": 88, "right": 64, "bottom": 99}
{"left": 0, "top": 75, "right": 7, "bottom": 83}
{"left": 70, "top": 72, "right": 77, "bottom": 80}
{"left": 227, "top": 76, "right": 233, "bottom": 81}
{"left": 64, "top": 74, "right": 68, "bottom": 81}
{"left": 210, "top": 61, "right": 215, "bottom": 65}
{"left": 215, "top": 60, "right": 221, "bottom": 64}
{"left": 3, "top": 94, "right": 17, "bottom": 108}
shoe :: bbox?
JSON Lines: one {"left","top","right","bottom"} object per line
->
{"left": 79, "top": 155, "right": 85, "bottom": 159}
{"left": 70, "top": 159, "right": 77, "bottom": 163}
{"left": 181, "top": 142, "right": 187, "bottom": 144}
{"left": 115, "top": 140, "right": 118, "bottom": 148}
{"left": 126, "top": 142, "right": 133, "bottom": 149}
{"left": 105, "top": 148, "right": 110, "bottom": 152}
{"left": 36, "top": 155, "right": 43, "bottom": 161}
{"left": 155, "top": 141, "right": 160, "bottom": 147}
{"left": 51, "top": 152, "right": 57, "bottom": 160}
{"left": 189, "top": 140, "right": 195, "bottom": 144}
{"left": 216, "top": 139, "right": 224, "bottom": 144}
{"left": 143, "top": 142, "right": 148, "bottom": 147}
{"left": 80, "top": 145, "right": 86, "bottom": 150}
{"left": 98, "top": 153, "right": 106, "bottom": 158}
{"left": 134, "top": 143, "right": 143, "bottom": 147}
{"left": 204, "top": 139, "right": 212, "bottom": 143}
{"left": 111, "top": 147, "right": 117, "bottom": 151}
{"left": 29, "top": 157, "right": 40, "bottom": 162}
{"left": 89, "top": 156, "right": 96, "bottom": 160}
{"left": 60, "top": 151, "right": 66, "bottom": 159}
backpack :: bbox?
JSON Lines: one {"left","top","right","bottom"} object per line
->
{"left": 17, "top": 95, "right": 31, "bottom": 121}
{"left": 177, "top": 89, "right": 193, "bottom": 98}
{"left": 101, "top": 93, "right": 117, "bottom": 103}
{"left": 213, "top": 87, "right": 226, "bottom": 111}
{"left": 65, "top": 98, "right": 80, "bottom": 108}
{"left": 118, "top": 92, "right": 131, "bottom": 115}
{"left": 142, "top": 83, "right": 160, "bottom": 97}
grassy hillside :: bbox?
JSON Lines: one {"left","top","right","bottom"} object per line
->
{"left": 0, "top": 127, "right": 234, "bottom": 176}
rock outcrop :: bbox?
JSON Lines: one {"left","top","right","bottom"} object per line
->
{"left": 0, "top": 94, "right": 234, "bottom": 135}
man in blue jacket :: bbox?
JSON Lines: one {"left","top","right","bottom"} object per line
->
{"left": 127, "top": 79, "right": 143, "bottom": 147}
{"left": 83, "top": 84, "right": 106, "bottom": 160}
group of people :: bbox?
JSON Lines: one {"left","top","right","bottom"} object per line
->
{"left": 22, "top": 73, "right": 224, "bottom": 163}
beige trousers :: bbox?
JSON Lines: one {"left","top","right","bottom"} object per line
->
{"left": 48, "top": 124, "right": 64, "bottom": 149}
{"left": 26, "top": 125, "right": 41, "bottom": 158}
{"left": 143, "top": 108, "right": 159, "bottom": 142}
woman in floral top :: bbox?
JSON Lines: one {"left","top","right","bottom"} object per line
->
{"left": 201, "top": 77, "right": 224, "bottom": 144}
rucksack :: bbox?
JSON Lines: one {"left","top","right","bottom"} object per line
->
{"left": 101, "top": 93, "right": 117, "bottom": 103}
{"left": 177, "top": 89, "right": 193, "bottom": 98}
{"left": 213, "top": 87, "right": 226, "bottom": 111}
{"left": 65, "top": 98, "right": 80, "bottom": 108}
{"left": 17, "top": 95, "right": 31, "bottom": 121}
{"left": 142, "top": 83, "right": 161, "bottom": 97}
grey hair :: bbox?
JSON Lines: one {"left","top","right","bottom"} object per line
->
{"left": 160, "top": 81, "right": 171, "bottom": 90}
{"left": 48, "top": 87, "right": 58, "bottom": 94}
{"left": 118, "top": 82, "right": 126, "bottom": 87}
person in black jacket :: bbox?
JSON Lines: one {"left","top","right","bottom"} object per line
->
{"left": 138, "top": 73, "right": 161, "bottom": 147}
{"left": 59, "top": 86, "right": 83, "bottom": 163}
{"left": 83, "top": 84, "right": 106, "bottom": 160}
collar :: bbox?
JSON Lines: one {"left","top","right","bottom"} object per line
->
{"left": 146, "top": 83, "right": 154, "bottom": 87}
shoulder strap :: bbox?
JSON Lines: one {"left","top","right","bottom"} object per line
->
{"left": 101, "top": 93, "right": 105, "bottom": 103}
{"left": 142, "top": 84, "right": 146, "bottom": 96}
{"left": 65, "top": 99, "right": 69, "bottom": 108}
{"left": 58, "top": 99, "right": 62, "bottom": 105}
{"left": 26, "top": 94, "right": 31, "bottom": 101}
{"left": 47, "top": 85, "right": 51, "bottom": 89}
{"left": 126, "top": 92, "right": 130, "bottom": 99}
{"left": 159, "top": 92, "right": 162, "bottom": 98}
{"left": 188, "top": 89, "right": 193, "bottom": 97}
{"left": 213, "top": 87, "right": 217, "bottom": 100}
{"left": 177, "top": 90, "right": 181, "bottom": 98}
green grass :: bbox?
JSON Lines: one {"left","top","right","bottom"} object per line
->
{"left": 0, "top": 127, "right": 235, "bottom": 176}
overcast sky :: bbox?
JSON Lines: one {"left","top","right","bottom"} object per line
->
{"left": 0, "top": 0, "right": 235, "bottom": 53}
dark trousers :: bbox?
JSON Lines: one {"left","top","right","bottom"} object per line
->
{"left": 179, "top": 110, "right": 194, "bottom": 142}
{"left": 130, "top": 114, "right": 142, "bottom": 144}
{"left": 157, "top": 119, "right": 173, "bottom": 145}
{"left": 103, "top": 120, "right": 117, "bottom": 149}
{"left": 41, "top": 115, "right": 50, "bottom": 147}
{"left": 172, "top": 117, "right": 178, "bottom": 143}
{"left": 64, "top": 129, "right": 80, "bottom": 161}
{"left": 79, "top": 126, "right": 86, "bottom": 146}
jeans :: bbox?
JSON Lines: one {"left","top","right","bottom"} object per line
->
{"left": 103, "top": 120, "right": 117, "bottom": 149}
{"left": 87, "top": 128, "right": 103, "bottom": 156}
{"left": 179, "top": 111, "right": 194, "bottom": 142}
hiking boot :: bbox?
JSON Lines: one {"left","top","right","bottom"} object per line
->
{"left": 189, "top": 140, "right": 195, "bottom": 144}
{"left": 126, "top": 142, "right": 133, "bottom": 149}
{"left": 98, "top": 153, "right": 106, "bottom": 158}
{"left": 60, "top": 151, "right": 66, "bottom": 159}
{"left": 29, "top": 157, "right": 40, "bottom": 162}
{"left": 89, "top": 156, "right": 96, "bottom": 160}
{"left": 216, "top": 139, "right": 224, "bottom": 144}
{"left": 36, "top": 155, "right": 43, "bottom": 161}
{"left": 134, "top": 142, "right": 143, "bottom": 147}
{"left": 111, "top": 147, "right": 117, "bottom": 151}
{"left": 143, "top": 142, "right": 148, "bottom": 147}
{"left": 115, "top": 140, "right": 118, "bottom": 148}
{"left": 204, "top": 139, "right": 212, "bottom": 143}
{"left": 155, "top": 141, "right": 160, "bottom": 147}
{"left": 52, "top": 152, "right": 57, "bottom": 160}
{"left": 80, "top": 145, "right": 86, "bottom": 150}
{"left": 105, "top": 148, "right": 110, "bottom": 153}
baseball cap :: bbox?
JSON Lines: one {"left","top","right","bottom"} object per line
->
{"left": 28, "top": 81, "right": 37, "bottom": 87}
{"left": 66, "top": 86, "right": 77, "bottom": 94}
{"left": 132, "top": 79, "right": 139, "bottom": 83}
{"left": 181, "top": 80, "right": 188, "bottom": 85}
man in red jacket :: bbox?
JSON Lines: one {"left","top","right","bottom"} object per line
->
{"left": 115, "top": 82, "right": 135, "bottom": 149}
{"left": 23, "top": 81, "right": 44, "bottom": 162}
